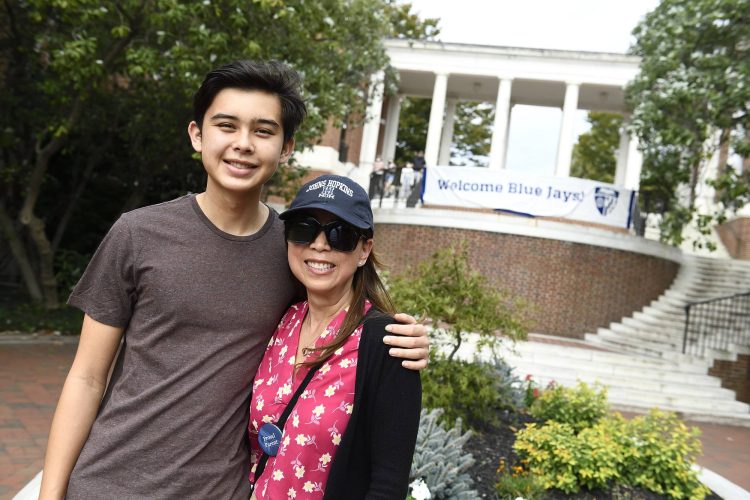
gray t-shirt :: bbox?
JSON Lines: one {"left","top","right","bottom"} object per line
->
{"left": 66, "top": 194, "right": 296, "bottom": 499}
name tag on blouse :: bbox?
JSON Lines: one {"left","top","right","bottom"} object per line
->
{"left": 258, "top": 423, "right": 283, "bottom": 456}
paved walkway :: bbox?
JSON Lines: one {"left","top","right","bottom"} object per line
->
{"left": 1, "top": 339, "right": 749, "bottom": 499}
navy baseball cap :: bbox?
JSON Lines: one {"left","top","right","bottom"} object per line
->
{"left": 280, "top": 174, "right": 374, "bottom": 232}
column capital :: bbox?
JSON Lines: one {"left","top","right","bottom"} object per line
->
{"left": 496, "top": 75, "right": 514, "bottom": 82}
{"left": 564, "top": 81, "right": 581, "bottom": 88}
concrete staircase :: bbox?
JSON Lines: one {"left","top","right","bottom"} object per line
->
{"left": 506, "top": 255, "right": 750, "bottom": 425}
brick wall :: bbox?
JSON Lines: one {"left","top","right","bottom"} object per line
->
{"left": 376, "top": 224, "right": 679, "bottom": 338}
{"left": 717, "top": 217, "right": 750, "bottom": 261}
{"left": 709, "top": 354, "right": 750, "bottom": 404}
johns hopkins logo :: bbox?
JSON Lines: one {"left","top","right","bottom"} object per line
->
{"left": 305, "top": 179, "right": 354, "bottom": 200}
{"left": 594, "top": 187, "right": 619, "bottom": 216}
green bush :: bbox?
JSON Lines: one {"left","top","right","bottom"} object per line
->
{"left": 0, "top": 300, "right": 83, "bottom": 335}
{"left": 389, "top": 242, "right": 527, "bottom": 362}
{"left": 513, "top": 420, "right": 623, "bottom": 493}
{"left": 618, "top": 410, "right": 709, "bottom": 499}
{"left": 529, "top": 381, "right": 608, "bottom": 433}
{"left": 514, "top": 411, "right": 709, "bottom": 499}
{"left": 55, "top": 249, "right": 91, "bottom": 294}
{"left": 422, "top": 353, "right": 524, "bottom": 430}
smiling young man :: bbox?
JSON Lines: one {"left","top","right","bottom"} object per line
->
{"left": 39, "top": 60, "right": 429, "bottom": 500}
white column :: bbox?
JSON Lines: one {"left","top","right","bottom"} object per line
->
{"left": 424, "top": 72, "right": 449, "bottom": 167}
{"left": 614, "top": 124, "right": 630, "bottom": 186}
{"left": 624, "top": 138, "right": 643, "bottom": 190}
{"left": 438, "top": 98, "right": 457, "bottom": 165}
{"left": 358, "top": 71, "right": 385, "bottom": 175}
{"left": 555, "top": 82, "right": 580, "bottom": 177}
{"left": 382, "top": 95, "right": 402, "bottom": 164}
{"left": 489, "top": 78, "right": 513, "bottom": 169}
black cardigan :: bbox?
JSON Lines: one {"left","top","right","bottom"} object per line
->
{"left": 323, "top": 312, "right": 422, "bottom": 499}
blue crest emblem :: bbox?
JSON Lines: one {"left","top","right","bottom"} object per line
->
{"left": 594, "top": 187, "right": 619, "bottom": 216}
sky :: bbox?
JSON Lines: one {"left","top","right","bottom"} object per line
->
{"left": 405, "top": 0, "right": 661, "bottom": 173}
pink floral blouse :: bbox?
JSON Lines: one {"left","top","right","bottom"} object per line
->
{"left": 248, "top": 301, "right": 370, "bottom": 499}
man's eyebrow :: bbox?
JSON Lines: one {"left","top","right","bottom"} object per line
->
{"left": 209, "top": 113, "right": 238, "bottom": 121}
{"left": 209, "top": 113, "right": 280, "bottom": 129}
{"left": 255, "top": 118, "right": 281, "bottom": 129}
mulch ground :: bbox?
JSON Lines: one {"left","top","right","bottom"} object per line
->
{"left": 467, "top": 413, "right": 722, "bottom": 500}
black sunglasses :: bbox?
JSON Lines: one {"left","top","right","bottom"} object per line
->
{"left": 284, "top": 217, "right": 369, "bottom": 252}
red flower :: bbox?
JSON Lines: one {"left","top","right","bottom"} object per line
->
{"left": 533, "top": 388, "right": 540, "bottom": 398}
{"left": 525, "top": 374, "right": 533, "bottom": 381}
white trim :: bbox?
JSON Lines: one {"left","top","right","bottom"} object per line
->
{"left": 694, "top": 465, "right": 750, "bottom": 500}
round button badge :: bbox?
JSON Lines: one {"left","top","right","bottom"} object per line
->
{"left": 258, "top": 423, "right": 283, "bottom": 456}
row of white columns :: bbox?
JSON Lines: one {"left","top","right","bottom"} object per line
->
{"left": 359, "top": 72, "right": 642, "bottom": 190}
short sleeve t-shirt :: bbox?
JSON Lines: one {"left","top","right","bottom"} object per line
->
{"left": 66, "top": 195, "right": 297, "bottom": 499}
{"left": 248, "top": 301, "right": 370, "bottom": 499}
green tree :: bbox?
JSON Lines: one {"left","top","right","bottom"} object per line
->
{"left": 0, "top": 0, "right": 406, "bottom": 307}
{"left": 394, "top": 97, "right": 431, "bottom": 164}
{"left": 626, "top": 0, "right": 750, "bottom": 248}
{"left": 451, "top": 101, "right": 494, "bottom": 167}
{"left": 570, "top": 112, "right": 623, "bottom": 183}
{"left": 384, "top": 0, "right": 440, "bottom": 40}
{"left": 388, "top": 242, "right": 527, "bottom": 361}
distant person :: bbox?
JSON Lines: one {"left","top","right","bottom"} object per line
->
{"left": 368, "top": 156, "right": 385, "bottom": 199}
{"left": 39, "top": 60, "right": 429, "bottom": 500}
{"left": 399, "top": 161, "right": 415, "bottom": 202}
{"left": 412, "top": 150, "right": 426, "bottom": 172}
{"left": 384, "top": 159, "right": 397, "bottom": 197}
{"left": 247, "top": 175, "right": 421, "bottom": 498}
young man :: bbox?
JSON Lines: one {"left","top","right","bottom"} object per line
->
{"left": 39, "top": 60, "right": 429, "bottom": 499}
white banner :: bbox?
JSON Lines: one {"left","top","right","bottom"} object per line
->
{"left": 422, "top": 166, "right": 635, "bottom": 229}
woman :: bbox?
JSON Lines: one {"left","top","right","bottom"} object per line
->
{"left": 248, "top": 174, "right": 421, "bottom": 499}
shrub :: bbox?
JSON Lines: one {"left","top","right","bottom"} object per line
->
{"left": 410, "top": 408, "right": 478, "bottom": 499}
{"left": 0, "top": 300, "right": 83, "bottom": 335}
{"left": 618, "top": 410, "right": 709, "bottom": 499}
{"left": 514, "top": 411, "right": 709, "bottom": 499}
{"left": 389, "top": 242, "right": 527, "bottom": 361}
{"left": 54, "top": 249, "right": 90, "bottom": 294}
{"left": 513, "top": 420, "right": 623, "bottom": 493}
{"left": 422, "top": 353, "right": 524, "bottom": 430}
{"left": 529, "top": 381, "right": 608, "bottom": 433}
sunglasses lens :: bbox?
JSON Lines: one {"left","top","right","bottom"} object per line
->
{"left": 285, "top": 220, "right": 319, "bottom": 244}
{"left": 327, "top": 224, "right": 360, "bottom": 252}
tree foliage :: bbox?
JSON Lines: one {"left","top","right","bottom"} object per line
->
{"left": 394, "top": 96, "right": 430, "bottom": 164}
{"left": 0, "top": 0, "right": 431, "bottom": 307}
{"left": 626, "top": 0, "right": 750, "bottom": 248}
{"left": 394, "top": 98, "right": 494, "bottom": 167}
{"left": 570, "top": 112, "right": 623, "bottom": 183}
{"left": 388, "top": 242, "right": 527, "bottom": 361}
{"left": 451, "top": 101, "right": 494, "bottom": 167}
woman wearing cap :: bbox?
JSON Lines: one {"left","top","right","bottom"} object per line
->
{"left": 247, "top": 175, "right": 421, "bottom": 499}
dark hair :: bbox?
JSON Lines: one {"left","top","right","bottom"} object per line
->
{"left": 300, "top": 247, "right": 396, "bottom": 372}
{"left": 193, "top": 60, "right": 307, "bottom": 143}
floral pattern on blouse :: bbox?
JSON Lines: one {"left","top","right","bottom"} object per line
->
{"left": 248, "top": 301, "right": 370, "bottom": 499}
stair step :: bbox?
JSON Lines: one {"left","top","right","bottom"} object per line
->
{"left": 513, "top": 340, "right": 709, "bottom": 373}
{"left": 609, "top": 322, "right": 683, "bottom": 345}
{"left": 509, "top": 362, "right": 726, "bottom": 396}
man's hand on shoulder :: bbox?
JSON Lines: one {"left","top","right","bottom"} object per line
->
{"left": 384, "top": 313, "right": 429, "bottom": 371}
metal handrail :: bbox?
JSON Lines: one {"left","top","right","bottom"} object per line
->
{"left": 682, "top": 291, "right": 750, "bottom": 357}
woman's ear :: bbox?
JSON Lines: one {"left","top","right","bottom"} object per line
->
{"left": 358, "top": 238, "right": 373, "bottom": 266}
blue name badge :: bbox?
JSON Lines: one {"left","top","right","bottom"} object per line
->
{"left": 258, "top": 423, "right": 283, "bottom": 456}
